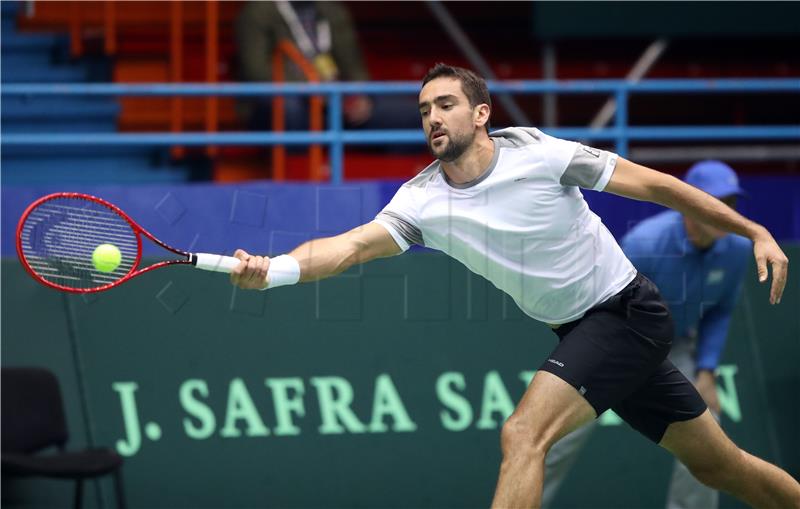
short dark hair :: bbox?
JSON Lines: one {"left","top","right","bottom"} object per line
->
{"left": 422, "top": 63, "right": 491, "bottom": 130}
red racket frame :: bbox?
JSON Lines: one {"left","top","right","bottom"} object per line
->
{"left": 16, "top": 192, "right": 193, "bottom": 294}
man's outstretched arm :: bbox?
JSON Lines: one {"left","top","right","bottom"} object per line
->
{"left": 605, "top": 157, "right": 788, "bottom": 304}
{"left": 230, "top": 222, "right": 402, "bottom": 290}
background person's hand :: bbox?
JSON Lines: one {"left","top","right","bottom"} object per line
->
{"left": 695, "top": 370, "right": 721, "bottom": 415}
{"left": 344, "top": 95, "right": 373, "bottom": 126}
{"left": 230, "top": 249, "right": 270, "bottom": 290}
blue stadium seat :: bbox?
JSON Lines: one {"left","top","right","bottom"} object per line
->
{"left": 1, "top": 4, "right": 192, "bottom": 185}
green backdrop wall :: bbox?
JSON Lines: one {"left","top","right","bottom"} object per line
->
{"left": 2, "top": 248, "right": 798, "bottom": 508}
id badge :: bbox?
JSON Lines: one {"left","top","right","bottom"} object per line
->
{"left": 313, "top": 53, "right": 339, "bottom": 81}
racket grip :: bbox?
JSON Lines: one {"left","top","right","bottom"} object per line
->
{"left": 192, "top": 253, "right": 242, "bottom": 273}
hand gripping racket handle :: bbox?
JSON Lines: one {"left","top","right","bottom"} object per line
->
{"left": 192, "top": 253, "right": 242, "bottom": 273}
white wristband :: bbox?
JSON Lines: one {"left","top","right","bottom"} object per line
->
{"left": 263, "top": 255, "right": 301, "bottom": 290}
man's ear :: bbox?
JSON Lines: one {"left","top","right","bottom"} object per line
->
{"left": 474, "top": 103, "right": 491, "bottom": 128}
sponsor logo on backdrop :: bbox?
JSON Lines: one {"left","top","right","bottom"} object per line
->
{"left": 112, "top": 365, "right": 742, "bottom": 457}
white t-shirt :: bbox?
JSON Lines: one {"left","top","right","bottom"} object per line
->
{"left": 374, "top": 127, "right": 636, "bottom": 325}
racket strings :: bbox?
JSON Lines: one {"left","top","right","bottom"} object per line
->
{"left": 19, "top": 198, "right": 139, "bottom": 290}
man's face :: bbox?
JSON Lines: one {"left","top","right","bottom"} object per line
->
{"left": 418, "top": 77, "right": 479, "bottom": 162}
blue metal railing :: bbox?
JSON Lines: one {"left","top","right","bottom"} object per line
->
{"left": 3, "top": 79, "right": 799, "bottom": 184}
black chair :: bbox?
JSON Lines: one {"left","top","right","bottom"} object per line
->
{"left": 1, "top": 367, "right": 126, "bottom": 509}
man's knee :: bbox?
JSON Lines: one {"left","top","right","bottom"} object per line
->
{"left": 500, "top": 414, "right": 549, "bottom": 460}
{"left": 684, "top": 447, "right": 744, "bottom": 490}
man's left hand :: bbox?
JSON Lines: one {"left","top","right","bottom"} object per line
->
{"left": 753, "top": 229, "right": 789, "bottom": 305}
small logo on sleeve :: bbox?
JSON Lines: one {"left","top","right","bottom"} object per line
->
{"left": 547, "top": 359, "right": 565, "bottom": 368}
{"left": 582, "top": 146, "right": 601, "bottom": 158}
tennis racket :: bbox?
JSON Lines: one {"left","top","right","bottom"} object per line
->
{"left": 16, "top": 192, "right": 243, "bottom": 293}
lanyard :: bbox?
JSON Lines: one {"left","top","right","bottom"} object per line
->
{"left": 275, "top": 1, "right": 331, "bottom": 57}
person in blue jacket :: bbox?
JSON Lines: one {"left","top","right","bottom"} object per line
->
{"left": 542, "top": 160, "right": 751, "bottom": 509}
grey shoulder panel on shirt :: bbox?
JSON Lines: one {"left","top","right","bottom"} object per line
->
{"left": 377, "top": 162, "right": 436, "bottom": 247}
{"left": 403, "top": 160, "right": 441, "bottom": 189}
{"left": 560, "top": 144, "right": 611, "bottom": 188}
{"left": 489, "top": 126, "right": 546, "bottom": 149}
{"left": 375, "top": 210, "right": 425, "bottom": 247}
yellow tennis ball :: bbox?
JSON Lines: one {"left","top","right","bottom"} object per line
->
{"left": 92, "top": 243, "right": 122, "bottom": 273}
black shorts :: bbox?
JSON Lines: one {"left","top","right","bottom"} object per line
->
{"left": 538, "top": 272, "right": 707, "bottom": 443}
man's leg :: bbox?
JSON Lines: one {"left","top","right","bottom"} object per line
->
{"left": 541, "top": 422, "right": 596, "bottom": 508}
{"left": 665, "top": 340, "right": 718, "bottom": 509}
{"left": 660, "top": 410, "right": 800, "bottom": 508}
{"left": 490, "top": 370, "right": 596, "bottom": 509}
{"left": 666, "top": 448, "right": 719, "bottom": 509}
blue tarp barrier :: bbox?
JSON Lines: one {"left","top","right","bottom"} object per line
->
{"left": 3, "top": 177, "right": 798, "bottom": 259}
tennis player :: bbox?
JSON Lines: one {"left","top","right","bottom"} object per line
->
{"left": 231, "top": 64, "right": 799, "bottom": 508}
